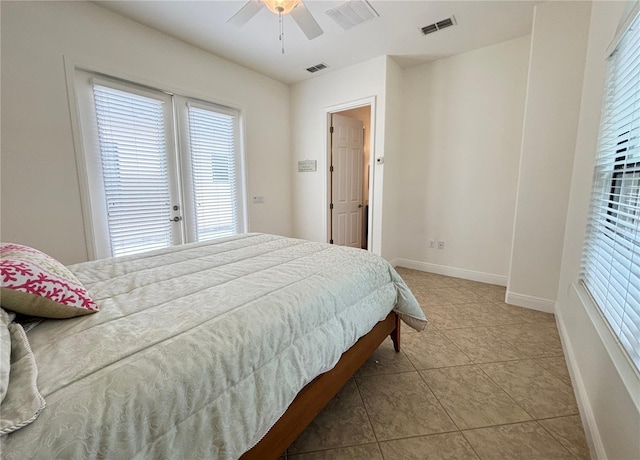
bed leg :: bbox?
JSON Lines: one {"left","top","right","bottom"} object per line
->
{"left": 390, "top": 314, "right": 401, "bottom": 352}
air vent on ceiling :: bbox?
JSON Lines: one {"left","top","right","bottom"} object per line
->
{"left": 306, "top": 63, "right": 329, "bottom": 73}
{"left": 420, "top": 16, "right": 457, "bottom": 35}
{"left": 325, "top": 0, "right": 379, "bottom": 30}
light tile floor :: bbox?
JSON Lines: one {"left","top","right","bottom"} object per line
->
{"left": 284, "top": 268, "right": 590, "bottom": 460}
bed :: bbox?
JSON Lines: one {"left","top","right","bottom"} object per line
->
{"left": 0, "top": 233, "right": 426, "bottom": 459}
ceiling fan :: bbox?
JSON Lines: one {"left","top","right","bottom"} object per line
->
{"left": 227, "top": 0, "right": 323, "bottom": 53}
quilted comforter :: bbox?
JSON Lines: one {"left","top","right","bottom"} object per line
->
{"left": 1, "top": 234, "right": 426, "bottom": 459}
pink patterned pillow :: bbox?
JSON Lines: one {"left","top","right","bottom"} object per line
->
{"left": 0, "top": 243, "right": 99, "bottom": 319}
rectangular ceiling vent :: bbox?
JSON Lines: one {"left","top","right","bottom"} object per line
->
{"left": 325, "top": 0, "right": 380, "bottom": 30}
{"left": 306, "top": 63, "right": 329, "bottom": 73}
{"left": 420, "top": 16, "right": 457, "bottom": 36}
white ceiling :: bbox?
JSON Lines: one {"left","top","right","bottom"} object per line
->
{"left": 94, "top": 0, "right": 538, "bottom": 84}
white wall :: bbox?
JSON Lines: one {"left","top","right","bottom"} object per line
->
{"left": 289, "top": 56, "right": 390, "bottom": 255}
{"left": 507, "top": 1, "right": 592, "bottom": 310}
{"left": 0, "top": 1, "right": 291, "bottom": 265}
{"left": 394, "top": 36, "right": 530, "bottom": 284}
{"left": 555, "top": 1, "right": 640, "bottom": 458}
{"left": 381, "top": 57, "right": 404, "bottom": 261}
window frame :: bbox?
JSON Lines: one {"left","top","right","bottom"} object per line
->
{"left": 175, "top": 97, "right": 246, "bottom": 244}
{"left": 581, "top": 7, "right": 640, "bottom": 373}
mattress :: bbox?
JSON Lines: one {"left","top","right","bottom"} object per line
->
{"left": 1, "top": 233, "right": 426, "bottom": 459}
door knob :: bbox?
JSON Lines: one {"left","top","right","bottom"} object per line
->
{"left": 358, "top": 204, "right": 363, "bottom": 208}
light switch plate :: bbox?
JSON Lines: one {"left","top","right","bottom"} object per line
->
{"left": 298, "top": 160, "right": 317, "bottom": 172}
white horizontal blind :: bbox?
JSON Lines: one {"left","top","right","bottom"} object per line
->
{"left": 581, "top": 12, "right": 640, "bottom": 371}
{"left": 92, "top": 84, "right": 173, "bottom": 257}
{"left": 187, "top": 105, "right": 238, "bottom": 241}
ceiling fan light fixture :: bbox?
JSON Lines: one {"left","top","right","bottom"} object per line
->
{"left": 263, "top": 0, "right": 300, "bottom": 16}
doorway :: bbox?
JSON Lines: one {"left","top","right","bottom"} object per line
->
{"left": 328, "top": 105, "right": 372, "bottom": 250}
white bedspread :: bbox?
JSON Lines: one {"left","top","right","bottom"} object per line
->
{"left": 1, "top": 234, "right": 426, "bottom": 459}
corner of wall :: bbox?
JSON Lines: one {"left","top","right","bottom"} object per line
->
{"left": 507, "top": 0, "right": 591, "bottom": 303}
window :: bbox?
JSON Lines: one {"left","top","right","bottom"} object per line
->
{"left": 92, "top": 84, "right": 174, "bottom": 257}
{"left": 75, "top": 72, "right": 245, "bottom": 258}
{"left": 181, "top": 102, "right": 240, "bottom": 242}
{"left": 581, "top": 11, "right": 640, "bottom": 371}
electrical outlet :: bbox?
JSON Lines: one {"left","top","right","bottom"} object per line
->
{"left": 252, "top": 196, "right": 264, "bottom": 204}
{"left": 437, "top": 241, "right": 445, "bottom": 250}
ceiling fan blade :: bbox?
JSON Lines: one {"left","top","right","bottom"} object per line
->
{"left": 290, "top": 2, "right": 323, "bottom": 40}
{"left": 226, "top": 0, "right": 264, "bottom": 27}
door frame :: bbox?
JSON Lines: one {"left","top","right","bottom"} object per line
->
{"left": 325, "top": 96, "right": 377, "bottom": 252}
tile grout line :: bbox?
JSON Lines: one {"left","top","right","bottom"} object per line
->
{"left": 459, "top": 429, "right": 484, "bottom": 460}
{"left": 415, "top": 368, "right": 464, "bottom": 433}
{"left": 474, "top": 356, "right": 540, "bottom": 422}
{"left": 352, "top": 375, "right": 381, "bottom": 448}
{"left": 534, "top": 419, "right": 582, "bottom": 459}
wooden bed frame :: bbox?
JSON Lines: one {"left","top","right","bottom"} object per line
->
{"left": 241, "top": 312, "right": 401, "bottom": 459}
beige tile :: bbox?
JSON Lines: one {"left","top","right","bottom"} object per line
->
{"left": 451, "top": 278, "right": 488, "bottom": 290}
{"left": 396, "top": 269, "right": 459, "bottom": 290}
{"left": 494, "top": 301, "right": 556, "bottom": 323}
{"left": 480, "top": 360, "right": 578, "bottom": 419}
{"left": 539, "top": 415, "right": 590, "bottom": 459}
{"left": 356, "top": 372, "right": 456, "bottom": 441}
{"left": 487, "top": 322, "right": 564, "bottom": 358}
{"left": 462, "top": 421, "right": 573, "bottom": 460}
{"left": 535, "top": 357, "right": 572, "bottom": 387}
{"left": 430, "top": 287, "right": 486, "bottom": 305}
{"left": 443, "top": 327, "right": 523, "bottom": 363}
{"left": 402, "top": 328, "right": 473, "bottom": 370}
{"left": 456, "top": 303, "right": 522, "bottom": 327}
{"left": 425, "top": 303, "right": 519, "bottom": 330}
{"left": 395, "top": 266, "right": 422, "bottom": 278}
{"left": 421, "top": 365, "right": 531, "bottom": 429}
{"left": 379, "top": 432, "right": 479, "bottom": 460}
{"left": 474, "top": 284, "right": 507, "bottom": 303}
{"left": 422, "top": 305, "right": 487, "bottom": 330}
{"left": 403, "top": 323, "right": 419, "bottom": 334}
{"left": 423, "top": 274, "right": 461, "bottom": 288}
{"left": 396, "top": 267, "right": 438, "bottom": 284}
{"left": 355, "top": 339, "right": 415, "bottom": 377}
{"left": 288, "top": 443, "right": 382, "bottom": 460}
{"left": 289, "top": 379, "right": 375, "bottom": 454}
{"left": 412, "top": 288, "right": 454, "bottom": 307}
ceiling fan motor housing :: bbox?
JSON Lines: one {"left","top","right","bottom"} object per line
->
{"left": 264, "top": 0, "right": 300, "bottom": 16}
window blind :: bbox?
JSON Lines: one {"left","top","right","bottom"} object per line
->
{"left": 187, "top": 105, "right": 238, "bottom": 241}
{"left": 581, "top": 12, "right": 640, "bottom": 370}
{"left": 92, "top": 84, "right": 173, "bottom": 257}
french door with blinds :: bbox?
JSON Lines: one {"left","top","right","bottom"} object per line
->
{"left": 75, "top": 71, "right": 245, "bottom": 259}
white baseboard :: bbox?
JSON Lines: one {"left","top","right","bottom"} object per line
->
{"left": 555, "top": 308, "right": 606, "bottom": 460}
{"left": 504, "top": 291, "right": 555, "bottom": 313}
{"left": 504, "top": 291, "right": 556, "bottom": 313}
{"left": 391, "top": 258, "right": 508, "bottom": 286}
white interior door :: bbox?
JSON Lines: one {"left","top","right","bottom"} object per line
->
{"left": 331, "top": 114, "right": 364, "bottom": 248}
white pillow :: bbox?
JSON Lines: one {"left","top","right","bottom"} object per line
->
{"left": 1, "top": 243, "right": 100, "bottom": 318}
